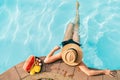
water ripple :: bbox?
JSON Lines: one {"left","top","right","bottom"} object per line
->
{"left": 1, "top": 0, "right": 120, "bottom": 73}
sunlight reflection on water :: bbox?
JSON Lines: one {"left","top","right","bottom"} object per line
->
{"left": 0, "top": 0, "right": 120, "bottom": 73}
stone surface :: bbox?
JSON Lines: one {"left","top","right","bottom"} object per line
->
{"left": 0, "top": 56, "right": 119, "bottom": 80}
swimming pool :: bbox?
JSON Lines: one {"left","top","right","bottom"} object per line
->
{"left": 0, "top": 0, "right": 120, "bottom": 74}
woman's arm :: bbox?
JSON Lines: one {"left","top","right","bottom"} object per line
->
{"left": 78, "top": 62, "right": 116, "bottom": 77}
{"left": 44, "top": 46, "right": 62, "bottom": 63}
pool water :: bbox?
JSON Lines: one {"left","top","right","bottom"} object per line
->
{"left": 0, "top": 0, "right": 120, "bottom": 74}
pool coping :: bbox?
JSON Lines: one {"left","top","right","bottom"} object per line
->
{"left": 0, "top": 56, "right": 120, "bottom": 80}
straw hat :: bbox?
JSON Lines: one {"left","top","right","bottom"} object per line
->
{"left": 62, "top": 43, "right": 83, "bottom": 66}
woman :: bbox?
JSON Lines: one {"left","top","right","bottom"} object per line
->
{"left": 44, "top": 1, "right": 116, "bottom": 77}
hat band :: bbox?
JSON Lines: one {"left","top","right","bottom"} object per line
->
{"left": 68, "top": 48, "right": 78, "bottom": 62}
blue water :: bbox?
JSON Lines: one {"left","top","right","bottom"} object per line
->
{"left": 0, "top": 0, "right": 120, "bottom": 74}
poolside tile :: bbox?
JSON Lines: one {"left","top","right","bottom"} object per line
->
{"left": 88, "top": 75, "right": 103, "bottom": 80}
{"left": 0, "top": 67, "right": 20, "bottom": 80}
{"left": 1, "top": 56, "right": 120, "bottom": 80}
{"left": 73, "top": 67, "right": 88, "bottom": 80}
{"left": 117, "top": 71, "right": 120, "bottom": 80}
{"left": 57, "top": 61, "right": 75, "bottom": 78}
{"left": 103, "top": 75, "right": 117, "bottom": 80}
{"left": 22, "top": 75, "right": 36, "bottom": 80}
{"left": 15, "top": 61, "right": 29, "bottom": 79}
{"left": 45, "top": 59, "right": 62, "bottom": 73}
{"left": 39, "top": 56, "right": 46, "bottom": 72}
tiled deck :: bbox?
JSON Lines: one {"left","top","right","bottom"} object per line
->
{"left": 0, "top": 56, "right": 120, "bottom": 80}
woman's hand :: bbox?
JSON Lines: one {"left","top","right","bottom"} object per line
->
{"left": 53, "top": 46, "right": 61, "bottom": 51}
{"left": 104, "top": 70, "right": 117, "bottom": 77}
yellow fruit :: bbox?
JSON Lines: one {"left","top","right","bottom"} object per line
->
{"left": 30, "top": 67, "right": 35, "bottom": 75}
{"left": 34, "top": 66, "right": 41, "bottom": 72}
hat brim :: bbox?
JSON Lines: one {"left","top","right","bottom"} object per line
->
{"left": 62, "top": 43, "right": 83, "bottom": 66}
